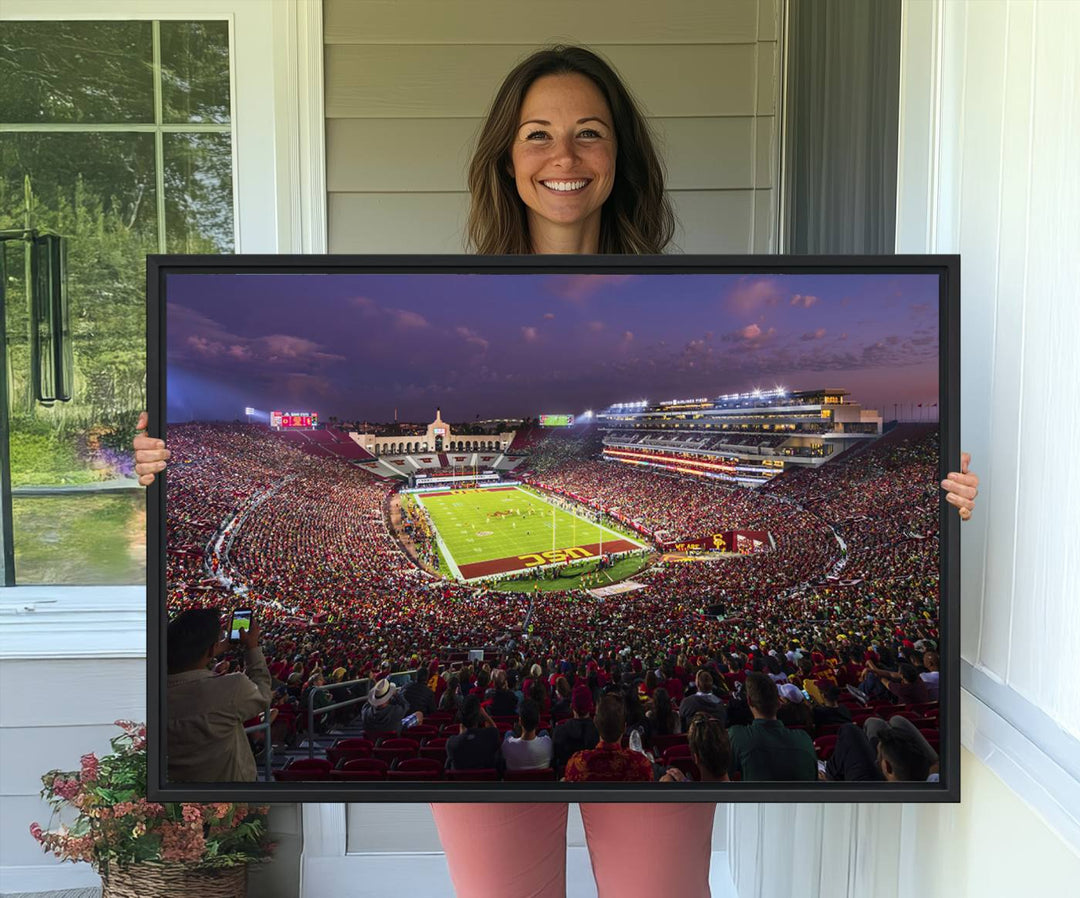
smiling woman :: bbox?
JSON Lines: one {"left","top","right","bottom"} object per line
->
{"left": 466, "top": 46, "right": 674, "bottom": 255}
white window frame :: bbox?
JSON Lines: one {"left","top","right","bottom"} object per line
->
{"left": 895, "top": 0, "right": 1080, "bottom": 855}
{"left": 0, "top": 0, "right": 326, "bottom": 657}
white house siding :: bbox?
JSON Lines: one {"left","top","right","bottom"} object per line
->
{"left": 324, "top": 0, "right": 782, "bottom": 254}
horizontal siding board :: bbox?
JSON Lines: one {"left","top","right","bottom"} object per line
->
{"left": 755, "top": 40, "right": 778, "bottom": 116}
{"left": 324, "top": 0, "right": 760, "bottom": 45}
{"left": 669, "top": 189, "right": 755, "bottom": 253}
{"left": 1, "top": 724, "right": 123, "bottom": 796}
{"left": 345, "top": 803, "right": 444, "bottom": 853}
{"left": 329, "top": 192, "right": 470, "bottom": 253}
{"left": 325, "top": 44, "right": 758, "bottom": 119}
{"left": 758, "top": 0, "right": 780, "bottom": 42}
{"left": 754, "top": 115, "right": 776, "bottom": 188}
{"left": 328, "top": 188, "right": 762, "bottom": 255}
{"left": 0, "top": 659, "right": 146, "bottom": 728}
{"left": 326, "top": 117, "right": 759, "bottom": 193}
{"left": 753, "top": 187, "right": 778, "bottom": 252}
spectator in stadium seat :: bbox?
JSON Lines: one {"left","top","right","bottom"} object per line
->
{"left": 646, "top": 686, "right": 680, "bottom": 736}
{"left": 437, "top": 673, "right": 463, "bottom": 717}
{"left": 553, "top": 685, "right": 600, "bottom": 775}
{"left": 166, "top": 607, "right": 271, "bottom": 783}
{"left": 660, "top": 712, "right": 731, "bottom": 783}
{"left": 678, "top": 669, "right": 726, "bottom": 732}
{"left": 776, "top": 682, "right": 815, "bottom": 732}
{"left": 133, "top": 40, "right": 979, "bottom": 897}
{"left": 502, "top": 699, "right": 554, "bottom": 771}
{"left": 446, "top": 695, "right": 502, "bottom": 771}
{"left": 877, "top": 662, "right": 931, "bottom": 705}
{"left": 550, "top": 675, "right": 573, "bottom": 716}
{"left": 728, "top": 672, "right": 817, "bottom": 782}
{"left": 811, "top": 684, "right": 854, "bottom": 729}
{"left": 486, "top": 668, "right": 520, "bottom": 717}
{"left": 920, "top": 650, "right": 941, "bottom": 701}
{"left": 360, "top": 678, "right": 414, "bottom": 735}
{"left": 403, "top": 666, "right": 436, "bottom": 716}
{"left": 563, "top": 694, "right": 654, "bottom": 782}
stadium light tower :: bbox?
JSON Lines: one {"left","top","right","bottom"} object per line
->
{"left": 245, "top": 406, "right": 254, "bottom": 424}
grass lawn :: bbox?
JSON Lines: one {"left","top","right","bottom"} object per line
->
{"left": 490, "top": 553, "right": 651, "bottom": 593}
{"left": 416, "top": 486, "right": 645, "bottom": 579}
{"left": 12, "top": 492, "right": 146, "bottom": 584}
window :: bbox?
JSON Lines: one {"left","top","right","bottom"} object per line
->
{"left": 0, "top": 19, "right": 234, "bottom": 584}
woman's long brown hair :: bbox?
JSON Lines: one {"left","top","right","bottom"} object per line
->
{"left": 467, "top": 46, "right": 675, "bottom": 255}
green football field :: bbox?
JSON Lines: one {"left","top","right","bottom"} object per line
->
{"left": 414, "top": 486, "right": 646, "bottom": 580}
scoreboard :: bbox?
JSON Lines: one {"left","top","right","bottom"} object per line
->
{"left": 539, "top": 414, "right": 574, "bottom": 427}
{"left": 271, "top": 411, "right": 318, "bottom": 428}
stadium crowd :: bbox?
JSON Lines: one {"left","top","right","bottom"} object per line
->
{"left": 164, "top": 422, "right": 942, "bottom": 784}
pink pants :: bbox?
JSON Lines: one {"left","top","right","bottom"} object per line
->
{"left": 430, "top": 802, "right": 716, "bottom": 898}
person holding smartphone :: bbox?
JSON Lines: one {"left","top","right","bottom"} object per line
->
{"left": 166, "top": 607, "right": 271, "bottom": 783}
{"left": 136, "top": 43, "right": 980, "bottom": 898}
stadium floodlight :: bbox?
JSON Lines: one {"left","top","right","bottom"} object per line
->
{"left": 244, "top": 407, "right": 255, "bottom": 415}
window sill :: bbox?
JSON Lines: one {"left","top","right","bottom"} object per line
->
{"left": 0, "top": 586, "right": 145, "bottom": 660}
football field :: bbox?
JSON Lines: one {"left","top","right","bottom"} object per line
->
{"left": 414, "top": 485, "right": 646, "bottom": 580}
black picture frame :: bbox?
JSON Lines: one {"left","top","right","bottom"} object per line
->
{"left": 147, "top": 253, "right": 960, "bottom": 803}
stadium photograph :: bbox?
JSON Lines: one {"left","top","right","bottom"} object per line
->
{"left": 161, "top": 268, "right": 946, "bottom": 791}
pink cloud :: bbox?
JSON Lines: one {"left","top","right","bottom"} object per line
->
{"left": 388, "top": 308, "right": 428, "bottom": 329}
{"left": 587, "top": 320, "right": 605, "bottom": 332}
{"left": 800, "top": 327, "right": 827, "bottom": 341}
{"left": 455, "top": 326, "right": 489, "bottom": 351}
{"left": 790, "top": 294, "right": 819, "bottom": 308}
{"left": 727, "top": 277, "right": 781, "bottom": 312}
{"left": 740, "top": 323, "right": 763, "bottom": 339}
{"left": 547, "top": 274, "right": 634, "bottom": 302}
{"left": 521, "top": 326, "right": 539, "bottom": 342}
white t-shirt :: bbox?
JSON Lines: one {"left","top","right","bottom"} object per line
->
{"left": 502, "top": 732, "right": 554, "bottom": 770}
{"left": 919, "top": 670, "right": 939, "bottom": 700}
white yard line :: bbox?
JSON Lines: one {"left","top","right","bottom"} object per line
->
{"left": 513, "top": 485, "right": 648, "bottom": 550}
{"left": 415, "top": 493, "right": 464, "bottom": 580}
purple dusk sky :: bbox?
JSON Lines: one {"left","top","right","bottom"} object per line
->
{"left": 165, "top": 271, "right": 940, "bottom": 424}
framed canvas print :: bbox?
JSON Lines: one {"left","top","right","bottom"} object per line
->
{"left": 147, "top": 254, "right": 959, "bottom": 803}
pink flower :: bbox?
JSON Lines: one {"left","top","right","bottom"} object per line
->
{"left": 29, "top": 822, "right": 43, "bottom": 842}
{"left": 160, "top": 821, "right": 206, "bottom": 863}
{"left": 52, "top": 778, "right": 80, "bottom": 801}
{"left": 80, "top": 753, "right": 99, "bottom": 782}
{"left": 181, "top": 805, "right": 203, "bottom": 824}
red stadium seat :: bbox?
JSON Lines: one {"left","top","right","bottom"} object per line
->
{"left": 387, "top": 758, "right": 444, "bottom": 780}
{"left": 405, "top": 725, "right": 439, "bottom": 740}
{"left": 662, "top": 744, "right": 693, "bottom": 766}
{"left": 373, "top": 738, "right": 419, "bottom": 766}
{"left": 273, "top": 758, "right": 332, "bottom": 782}
{"left": 426, "top": 712, "right": 453, "bottom": 725}
{"left": 330, "top": 758, "right": 389, "bottom": 781}
{"left": 326, "top": 738, "right": 373, "bottom": 766}
{"left": 652, "top": 734, "right": 689, "bottom": 756}
{"left": 445, "top": 768, "right": 499, "bottom": 782}
{"left": 813, "top": 735, "right": 838, "bottom": 760}
{"left": 503, "top": 767, "right": 557, "bottom": 781}
{"left": 363, "top": 729, "right": 400, "bottom": 746}
{"left": 440, "top": 723, "right": 463, "bottom": 737}
{"left": 815, "top": 724, "right": 842, "bottom": 737}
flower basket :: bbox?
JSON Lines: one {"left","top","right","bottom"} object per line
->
{"left": 102, "top": 862, "right": 247, "bottom": 898}
{"left": 31, "top": 721, "right": 273, "bottom": 890}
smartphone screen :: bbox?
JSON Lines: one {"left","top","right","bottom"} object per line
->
{"left": 229, "top": 608, "right": 253, "bottom": 642}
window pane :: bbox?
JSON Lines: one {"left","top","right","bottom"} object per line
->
{"left": 2, "top": 132, "right": 155, "bottom": 584}
{"left": 12, "top": 494, "right": 146, "bottom": 585}
{"left": 160, "top": 21, "right": 232, "bottom": 124}
{"left": 0, "top": 22, "right": 154, "bottom": 124}
{"left": 164, "top": 133, "right": 235, "bottom": 252}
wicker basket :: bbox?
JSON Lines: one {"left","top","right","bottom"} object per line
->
{"left": 101, "top": 863, "right": 247, "bottom": 898}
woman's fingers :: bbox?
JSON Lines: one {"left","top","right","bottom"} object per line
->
{"left": 940, "top": 474, "right": 978, "bottom": 500}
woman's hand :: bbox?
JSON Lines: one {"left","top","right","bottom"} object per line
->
{"left": 133, "top": 411, "right": 171, "bottom": 486}
{"left": 941, "top": 452, "right": 979, "bottom": 521}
